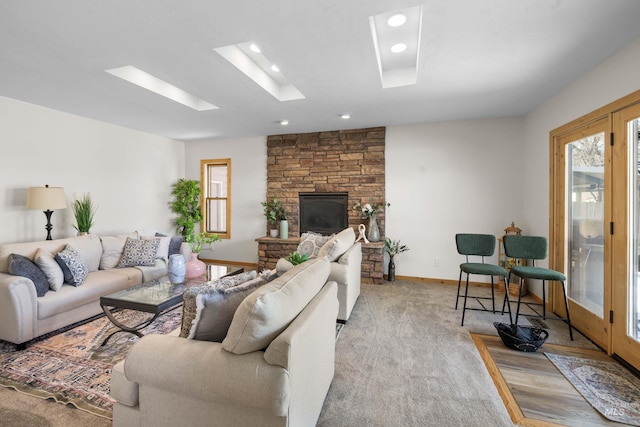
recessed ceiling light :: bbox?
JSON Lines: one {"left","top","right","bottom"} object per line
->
{"left": 340, "top": 113, "right": 351, "bottom": 119}
{"left": 271, "top": 64, "right": 280, "bottom": 72}
{"left": 280, "top": 120, "right": 289, "bottom": 125}
{"left": 249, "top": 43, "right": 261, "bottom": 53}
{"left": 105, "top": 65, "right": 218, "bottom": 111}
{"left": 391, "top": 43, "right": 407, "bottom": 53}
{"left": 387, "top": 14, "right": 406, "bottom": 27}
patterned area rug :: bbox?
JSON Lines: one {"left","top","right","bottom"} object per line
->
{"left": 0, "top": 308, "right": 182, "bottom": 419}
{"left": 545, "top": 352, "right": 640, "bottom": 426}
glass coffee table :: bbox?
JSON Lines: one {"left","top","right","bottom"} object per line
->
{"left": 99, "top": 263, "right": 244, "bottom": 345}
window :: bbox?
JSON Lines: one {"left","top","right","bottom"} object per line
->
{"left": 200, "top": 158, "right": 231, "bottom": 239}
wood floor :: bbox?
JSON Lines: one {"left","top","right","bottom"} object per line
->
{"left": 473, "top": 334, "right": 630, "bottom": 427}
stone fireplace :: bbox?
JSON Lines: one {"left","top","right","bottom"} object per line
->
{"left": 257, "top": 127, "right": 387, "bottom": 284}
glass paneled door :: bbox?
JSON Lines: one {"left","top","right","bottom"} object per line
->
{"left": 611, "top": 104, "right": 640, "bottom": 369}
{"left": 554, "top": 118, "right": 611, "bottom": 350}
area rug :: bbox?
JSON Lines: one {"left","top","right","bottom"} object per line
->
{"left": 0, "top": 308, "right": 182, "bottom": 419}
{"left": 545, "top": 352, "right": 640, "bottom": 426}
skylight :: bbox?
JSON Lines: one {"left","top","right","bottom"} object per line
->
{"left": 105, "top": 66, "right": 218, "bottom": 111}
{"left": 214, "top": 42, "right": 305, "bottom": 102}
{"left": 369, "top": 5, "right": 423, "bottom": 89}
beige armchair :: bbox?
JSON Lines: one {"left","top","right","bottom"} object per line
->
{"left": 276, "top": 227, "right": 361, "bottom": 322}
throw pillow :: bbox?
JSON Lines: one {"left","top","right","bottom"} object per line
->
{"left": 317, "top": 227, "right": 356, "bottom": 262}
{"left": 55, "top": 245, "right": 89, "bottom": 286}
{"left": 99, "top": 233, "right": 137, "bottom": 269}
{"left": 142, "top": 235, "right": 170, "bottom": 261}
{"left": 34, "top": 248, "right": 64, "bottom": 291}
{"left": 7, "top": 253, "right": 49, "bottom": 297}
{"left": 118, "top": 237, "right": 160, "bottom": 267}
{"left": 180, "top": 270, "right": 258, "bottom": 338}
{"left": 186, "top": 274, "right": 269, "bottom": 342}
{"left": 297, "top": 232, "right": 333, "bottom": 258}
{"left": 222, "top": 257, "right": 330, "bottom": 355}
{"left": 155, "top": 233, "right": 184, "bottom": 257}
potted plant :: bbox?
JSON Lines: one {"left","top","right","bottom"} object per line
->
{"left": 71, "top": 193, "right": 96, "bottom": 235}
{"left": 169, "top": 179, "right": 202, "bottom": 242}
{"left": 185, "top": 232, "right": 221, "bottom": 278}
{"left": 384, "top": 238, "right": 410, "bottom": 282}
{"left": 261, "top": 198, "right": 288, "bottom": 238}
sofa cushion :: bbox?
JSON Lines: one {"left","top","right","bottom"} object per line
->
{"left": 8, "top": 253, "right": 49, "bottom": 297}
{"left": 297, "top": 232, "right": 333, "bottom": 258}
{"left": 34, "top": 248, "right": 64, "bottom": 291}
{"left": 55, "top": 245, "right": 89, "bottom": 286}
{"left": 118, "top": 237, "right": 160, "bottom": 267}
{"left": 142, "top": 235, "right": 170, "bottom": 262}
{"left": 222, "top": 257, "right": 330, "bottom": 355}
{"left": 68, "top": 234, "right": 103, "bottom": 273}
{"left": 180, "top": 270, "right": 258, "bottom": 338}
{"left": 100, "top": 233, "right": 137, "bottom": 269}
{"left": 317, "top": 227, "right": 356, "bottom": 261}
{"left": 186, "top": 274, "right": 268, "bottom": 342}
{"left": 156, "top": 233, "right": 184, "bottom": 257}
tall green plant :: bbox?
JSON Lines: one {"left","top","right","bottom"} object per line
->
{"left": 72, "top": 193, "right": 96, "bottom": 233}
{"left": 170, "top": 179, "right": 202, "bottom": 241}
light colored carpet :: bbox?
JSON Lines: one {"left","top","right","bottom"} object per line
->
{"left": 0, "top": 280, "right": 594, "bottom": 426}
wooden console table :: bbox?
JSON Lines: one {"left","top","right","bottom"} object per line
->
{"left": 256, "top": 236, "right": 385, "bottom": 284}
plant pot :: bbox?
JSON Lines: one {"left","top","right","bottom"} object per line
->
{"left": 270, "top": 228, "right": 279, "bottom": 238}
{"left": 387, "top": 256, "right": 396, "bottom": 281}
{"left": 185, "top": 253, "right": 206, "bottom": 279}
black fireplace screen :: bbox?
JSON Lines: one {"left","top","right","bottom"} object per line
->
{"left": 299, "top": 192, "right": 348, "bottom": 235}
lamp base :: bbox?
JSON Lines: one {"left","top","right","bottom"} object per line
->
{"left": 43, "top": 210, "right": 54, "bottom": 240}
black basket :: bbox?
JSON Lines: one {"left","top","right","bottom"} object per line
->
{"left": 493, "top": 322, "right": 549, "bottom": 352}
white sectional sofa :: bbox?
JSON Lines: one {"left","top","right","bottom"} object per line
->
{"left": 0, "top": 233, "right": 173, "bottom": 348}
{"left": 111, "top": 257, "right": 338, "bottom": 427}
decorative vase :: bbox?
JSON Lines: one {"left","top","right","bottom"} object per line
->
{"left": 367, "top": 214, "right": 380, "bottom": 242}
{"left": 185, "top": 253, "right": 206, "bottom": 279}
{"left": 388, "top": 256, "right": 396, "bottom": 281}
{"left": 280, "top": 220, "right": 289, "bottom": 239}
{"left": 168, "top": 254, "right": 186, "bottom": 284}
{"left": 270, "top": 228, "right": 279, "bottom": 238}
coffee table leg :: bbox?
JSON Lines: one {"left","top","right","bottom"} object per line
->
{"left": 101, "top": 305, "right": 160, "bottom": 346}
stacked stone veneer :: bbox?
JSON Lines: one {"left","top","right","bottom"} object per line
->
{"left": 259, "top": 126, "right": 386, "bottom": 284}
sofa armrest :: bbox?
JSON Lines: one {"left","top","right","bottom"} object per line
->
{"left": 0, "top": 273, "right": 38, "bottom": 345}
{"left": 123, "top": 335, "right": 290, "bottom": 416}
{"left": 337, "top": 242, "right": 362, "bottom": 266}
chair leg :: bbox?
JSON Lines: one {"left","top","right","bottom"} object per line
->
{"left": 542, "top": 281, "right": 547, "bottom": 319}
{"left": 490, "top": 276, "right": 496, "bottom": 313}
{"left": 560, "top": 281, "right": 574, "bottom": 341}
{"left": 455, "top": 269, "right": 463, "bottom": 310}
{"left": 461, "top": 273, "right": 471, "bottom": 326}
{"left": 514, "top": 276, "right": 524, "bottom": 325}
{"left": 502, "top": 274, "right": 513, "bottom": 324}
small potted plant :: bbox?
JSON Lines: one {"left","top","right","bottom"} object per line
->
{"left": 72, "top": 193, "right": 96, "bottom": 235}
{"left": 185, "top": 232, "right": 221, "bottom": 278}
{"left": 384, "top": 238, "right": 410, "bottom": 282}
{"left": 261, "top": 198, "right": 288, "bottom": 238}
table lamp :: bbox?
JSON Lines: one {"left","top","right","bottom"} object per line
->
{"left": 26, "top": 185, "right": 67, "bottom": 240}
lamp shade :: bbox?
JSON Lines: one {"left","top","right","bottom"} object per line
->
{"left": 26, "top": 186, "right": 67, "bottom": 210}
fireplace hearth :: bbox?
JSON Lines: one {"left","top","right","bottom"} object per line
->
{"left": 299, "top": 192, "right": 348, "bottom": 235}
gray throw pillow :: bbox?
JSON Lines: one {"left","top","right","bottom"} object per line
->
{"left": 156, "top": 233, "right": 184, "bottom": 257}
{"left": 8, "top": 253, "right": 49, "bottom": 297}
{"left": 55, "top": 245, "right": 89, "bottom": 286}
{"left": 179, "top": 271, "right": 263, "bottom": 341}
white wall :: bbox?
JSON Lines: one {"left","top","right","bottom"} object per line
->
{"left": 522, "top": 36, "right": 640, "bottom": 295}
{"left": 0, "top": 96, "right": 184, "bottom": 244}
{"left": 385, "top": 118, "right": 525, "bottom": 281}
{"left": 184, "top": 136, "right": 267, "bottom": 263}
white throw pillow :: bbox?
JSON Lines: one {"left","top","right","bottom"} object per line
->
{"left": 142, "top": 235, "right": 171, "bottom": 262}
{"left": 99, "top": 233, "right": 137, "bottom": 269}
{"left": 222, "top": 257, "right": 330, "bottom": 354}
{"left": 34, "top": 248, "right": 64, "bottom": 291}
{"left": 317, "top": 227, "right": 356, "bottom": 261}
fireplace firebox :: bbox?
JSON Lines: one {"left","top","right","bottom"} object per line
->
{"left": 299, "top": 192, "right": 348, "bottom": 235}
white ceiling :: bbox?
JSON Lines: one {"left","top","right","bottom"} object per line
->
{"left": 1, "top": 0, "right": 640, "bottom": 142}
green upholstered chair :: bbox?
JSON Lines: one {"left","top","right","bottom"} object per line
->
{"left": 455, "top": 234, "right": 508, "bottom": 326}
{"left": 502, "top": 235, "right": 573, "bottom": 340}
